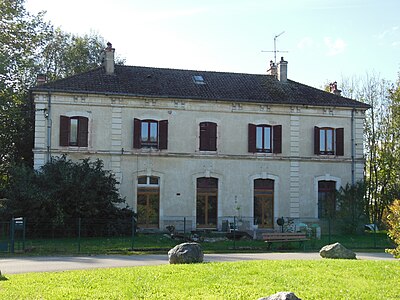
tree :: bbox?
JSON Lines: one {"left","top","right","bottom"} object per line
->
{"left": 0, "top": 0, "right": 50, "bottom": 184}
{"left": 341, "top": 73, "right": 397, "bottom": 227}
{"left": 386, "top": 199, "right": 400, "bottom": 258}
{"left": 0, "top": 0, "right": 125, "bottom": 188}
{"left": 2, "top": 156, "right": 133, "bottom": 236}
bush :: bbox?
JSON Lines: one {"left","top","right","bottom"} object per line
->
{"left": 386, "top": 199, "right": 400, "bottom": 258}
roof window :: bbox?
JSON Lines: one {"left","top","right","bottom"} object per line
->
{"left": 193, "top": 75, "right": 205, "bottom": 85}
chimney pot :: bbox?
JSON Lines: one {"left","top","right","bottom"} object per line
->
{"left": 36, "top": 74, "right": 47, "bottom": 85}
{"left": 102, "top": 42, "right": 115, "bottom": 75}
{"left": 277, "top": 57, "right": 288, "bottom": 82}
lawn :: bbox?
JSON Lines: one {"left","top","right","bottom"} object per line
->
{"left": 2, "top": 231, "right": 394, "bottom": 256}
{"left": 0, "top": 260, "right": 399, "bottom": 299}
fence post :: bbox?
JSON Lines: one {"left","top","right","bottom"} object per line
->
{"left": 183, "top": 217, "right": 186, "bottom": 236}
{"left": 78, "top": 218, "right": 81, "bottom": 253}
{"left": 233, "top": 216, "right": 236, "bottom": 250}
{"left": 10, "top": 219, "right": 15, "bottom": 254}
{"left": 131, "top": 215, "right": 135, "bottom": 250}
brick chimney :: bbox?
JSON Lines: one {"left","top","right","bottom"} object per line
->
{"left": 277, "top": 57, "right": 288, "bottom": 82}
{"left": 36, "top": 74, "right": 47, "bottom": 85}
{"left": 267, "top": 60, "right": 277, "bottom": 77}
{"left": 329, "top": 81, "right": 342, "bottom": 96}
{"left": 102, "top": 42, "right": 115, "bottom": 75}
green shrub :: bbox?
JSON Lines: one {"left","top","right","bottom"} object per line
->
{"left": 386, "top": 199, "right": 400, "bottom": 258}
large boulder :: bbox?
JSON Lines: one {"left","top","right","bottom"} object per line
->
{"left": 258, "top": 291, "right": 301, "bottom": 300}
{"left": 168, "top": 242, "right": 204, "bottom": 264}
{"left": 319, "top": 242, "right": 357, "bottom": 259}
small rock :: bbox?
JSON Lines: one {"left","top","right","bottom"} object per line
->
{"left": 319, "top": 242, "right": 357, "bottom": 259}
{"left": 258, "top": 291, "right": 301, "bottom": 300}
{"left": 168, "top": 242, "right": 204, "bottom": 264}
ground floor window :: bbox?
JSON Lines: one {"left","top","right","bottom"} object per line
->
{"left": 318, "top": 180, "right": 336, "bottom": 218}
{"left": 196, "top": 177, "right": 218, "bottom": 228}
{"left": 137, "top": 176, "right": 159, "bottom": 228}
{"left": 254, "top": 179, "right": 274, "bottom": 228}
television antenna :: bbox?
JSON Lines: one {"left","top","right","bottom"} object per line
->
{"left": 262, "top": 31, "right": 288, "bottom": 64}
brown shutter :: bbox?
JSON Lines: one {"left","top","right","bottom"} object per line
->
{"left": 248, "top": 124, "right": 256, "bottom": 153}
{"left": 272, "top": 125, "right": 282, "bottom": 154}
{"left": 209, "top": 122, "right": 217, "bottom": 151}
{"left": 336, "top": 128, "right": 344, "bottom": 156}
{"left": 77, "top": 117, "right": 88, "bottom": 147}
{"left": 133, "top": 118, "right": 141, "bottom": 149}
{"left": 60, "top": 116, "right": 70, "bottom": 146}
{"left": 314, "top": 126, "right": 320, "bottom": 155}
{"left": 199, "top": 122, "right": 208, "bottom": 150}
{"left": 159, "top": 120, "right": 168, "bottom": 150}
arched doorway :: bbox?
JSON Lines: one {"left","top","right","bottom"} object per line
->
{"left": 254, "top": 179, "right": 274, "bottom": 228}
{"left": 196, "top": 177, "right": 218, "bottom": 228}
{"left": 137, "top": 176, "right": 160, "bottom": 228}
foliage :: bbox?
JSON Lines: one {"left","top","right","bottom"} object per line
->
{"left": 386, "top": 199, "right": 400, "bottom": 258}
{"left": 0, "top": 0, "right": 125, "bottom": 188}
{"left": 336, "top": 181, "right": 367, "bottom": 234}
{"left": 1, "top": 156, "right": 133, "bottom": 236}
{"left": 0, "top": 260, "right": 399, "bottom": 299}
{"left": 341, "top": 73, "right": 400, "bottom": 227}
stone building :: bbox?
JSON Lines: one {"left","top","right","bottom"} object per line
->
{"left": 32, "top": 45, "right": 370, "bottom": 232}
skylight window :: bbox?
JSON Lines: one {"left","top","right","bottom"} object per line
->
{"left": 193, "top": 75, "right": 205, "bottom": 84}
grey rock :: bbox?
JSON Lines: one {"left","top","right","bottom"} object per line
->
{"left": 258, "top": 291, "right": 301, "bottom": 300}
{"left": 319, "top": 242, "right": 357, "bottom": 259}
{"left": 168, "top": 242, "right": 204, "bottom": 264}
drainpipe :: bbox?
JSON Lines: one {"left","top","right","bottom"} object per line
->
{"left": 46, "top": 91, "right": 52, "bottom": 163}
{"left": 351, "top": 108, "right": 355, "bottom": 186}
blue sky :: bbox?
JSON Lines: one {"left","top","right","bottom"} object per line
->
{"left": 26, "top": 0, "right": 400, "bottom": 89}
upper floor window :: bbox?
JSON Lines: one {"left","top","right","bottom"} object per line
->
{"left": 133, "top": 118, "right": 168, "bottom": 150}
{"left": 248, "top": 124, "right": 282, "bottom": 153}
{"left": 314, "top": 126, "right": 344, "bottom": 156}
{"left": 199, "top": 122, "right": 217, "bottom": 151}
{"left": 59, "top": 115, "right": 88, "bottom": 147}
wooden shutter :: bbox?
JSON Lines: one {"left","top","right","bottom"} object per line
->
{"left": 209, "top": 122, "right": 217, "bottom": 151}
{"left": 133, "top": 118, "right": 141, "bottom": 149}
{"left": 248, "top": 124, "right": 256, "bottom": 153}
{"left": 77, "top": 117, "right": 88, "bottom": 147}
{"left": 272, "top": 125, "right": 282, "bottom": 154}
{"left": 199, "top": 122, "right": 209, "bottom": 151}
{"left": 335, "top": 128, "right": 344, "bottom": 156}
{"left": 59, "top": 116, "right": 70, "bottom": 146}
{"left": 314, "top": 126, "right": 320, "bottom": 155}
{"left": 159, "top": 120, "right": 168, "bottom": 150}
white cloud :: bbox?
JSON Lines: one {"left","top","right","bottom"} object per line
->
{"left": 324, "top": 37, "right": 346, "bottom": 56}
{"left": 297, "top": 37, "right": 315, "bottom": 49}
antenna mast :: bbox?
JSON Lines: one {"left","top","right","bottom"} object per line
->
{"left": 262, "top": 31, "right": 288, "bottom": 64}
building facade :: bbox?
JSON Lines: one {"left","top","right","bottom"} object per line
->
{"left": 32, "top": 46, "right": 370, "bottom": 232}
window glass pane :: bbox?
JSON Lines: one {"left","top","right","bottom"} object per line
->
{"left": 256, "top": 127, "right": 263, "bottom": 149}
{"left": 138, "top": 177, "right": 147, "bottom": 184}
{"left": 149, "top": 176, "right": 159, "bottom": 185}
{"left": 149, "top": 122, "right": 158, "bottom": 142}
{"left": 326, "top": 129, "right": 333, "bottom": 151}
{"left": 320, "top": 130, "right": 325, "bottom": 151}
{"left": 264, "top": 127, "right": 271, "bottom": 150}
{"left": 141, "top": 124, "right": 149, "bottom": 142}
{"left": 70, "top": 118, "right": 78, "bottom": 145}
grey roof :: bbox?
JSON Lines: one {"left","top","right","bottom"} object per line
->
{"left": 32, "top": 65, "right": 370, "bottom": 109}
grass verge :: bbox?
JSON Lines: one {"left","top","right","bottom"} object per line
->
{"left": 0, "top": 259, "right": 399, "bottom": 299}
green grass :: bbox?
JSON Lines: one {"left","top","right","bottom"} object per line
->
{"left": 2, "top": 231, "right": 393, "bottom": 256}
{"left": 0, "top": 260, "right": 399, "bottom": 299}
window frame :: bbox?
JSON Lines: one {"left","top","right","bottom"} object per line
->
{"left": 199, "top": 121, "right": 217, "bottom": 151}
{"left": 248, "top": 123, "right": 282, "bottom": 154}
{"left": 133, "top": 118, "right": 168, "bottom": 150}
{"left": 314, "top": 126, "right": 344, "bottom": 156}
{"left": 59, "top": 115, "right": 89, "bottom": 147}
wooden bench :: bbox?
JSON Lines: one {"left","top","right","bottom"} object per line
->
{"left": 262, "top": 232, "right": 309, "bottom": 250}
